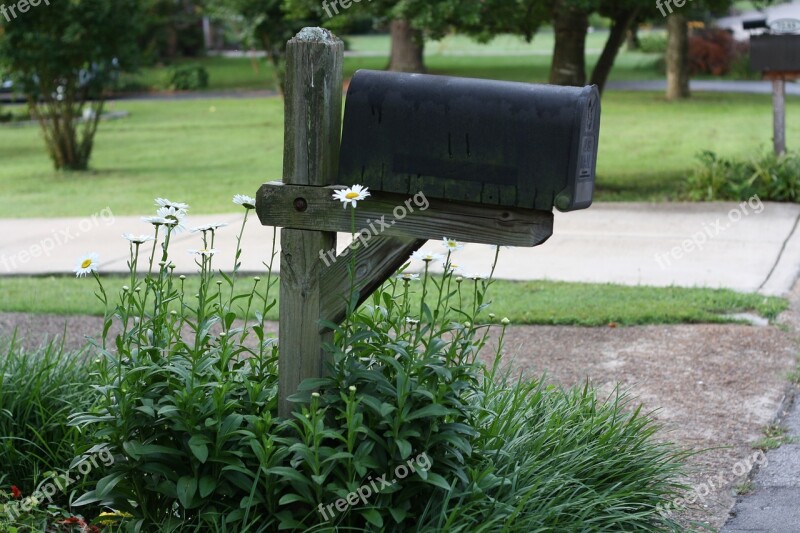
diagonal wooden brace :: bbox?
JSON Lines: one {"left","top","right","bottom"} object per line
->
{"left": 319, "top": 236, "right": 426, "bottom": 332}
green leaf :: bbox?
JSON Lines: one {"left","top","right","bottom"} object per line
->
{"left": 407, "top": 404, "right": 454, "bottom": 421}
{"left": 224, "top": 311, "right": 237, "bottom": 330}
{"left": 199, "top": 475, "right": 217, "bottom": 498}
{"left": 95, "top": 472, "right": 126, "bottom": 498}
{"left": 177, "top": 476, "right": 198, "bottom": 508}
{"left": 388, "top": 506, "right": 408, "bottom": 524}
{"left": 278, "top": 493, "right": 309, "bottom": 506}
{"left": 362, "top": 508, "right": 384, "bottom": 528}
{"left": 188, "top": 435, "right": 211, "bottom": 463}
{"left": 396, "top": 438, "right": 412, "bottom": 459}
{"left": 123, "top": 441, "right": 184, "bottom": 460}
{"left": 424, "top": 472, "right": 452, "bottom": 491}
{"left": 71, "top": 489, "right": 101, "bottom": 507}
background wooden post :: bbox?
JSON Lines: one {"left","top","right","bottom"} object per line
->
{"left": 772, "top": 76, "right": 786, "bottom": 156}
{"left": 279, "top": 28, "right": 343, "bottom": 417}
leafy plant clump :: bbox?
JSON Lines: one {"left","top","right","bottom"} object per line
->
{"left": 0, "top": 337, "right": 99, "bottom": 498}
{"left": 686, "top": 150, "right": 800, "bottom": 202}
{"left": 50, "top": 193, "right": 691, "bottom": 531}
{"left": 167, "top": 65, "right": 210, "bottom": 91}
{"left": 638, "top": 33, "right": 668, "bottom": 54}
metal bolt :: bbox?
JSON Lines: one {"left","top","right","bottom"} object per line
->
{"left": 294, "top": 197, "right": 308, "bottom": 212}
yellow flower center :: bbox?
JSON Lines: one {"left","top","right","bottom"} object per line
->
{"left": 81, "top": 259, "right": 92, "bottom": 269}
{"left": 345, "top": 192, "right": 360, "bottom": 200}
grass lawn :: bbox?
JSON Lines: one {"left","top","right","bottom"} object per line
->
{"left": 0, "top": 90, "right": 795, "bottom": 217}
{"left": 0, "top": 275, "right": 786, "bottom": 326}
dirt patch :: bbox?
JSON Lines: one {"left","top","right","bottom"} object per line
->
{"left": 2, "top": 295, "right": 798, "bottom": 529}
{"left": 487, "top": 322, "right": 796, "bottom": 529}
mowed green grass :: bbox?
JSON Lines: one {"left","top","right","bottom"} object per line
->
{"left": 0, "top": 90, "right": 796, "bottom": 217}
{"left": 0, "top": 276, "right": 786, "bottom": 326}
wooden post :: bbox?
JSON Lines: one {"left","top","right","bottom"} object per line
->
{"left": 279, "top": 28, "right": 343, "bottom": 417}
{"left": 772, "top": 76, "right": 786, "bottom": 156}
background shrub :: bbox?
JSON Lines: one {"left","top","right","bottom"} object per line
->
{"left": 168, "top": 64, "right": 210, "bottom": 90}
{"left": 688, "top": 29, "right": 748, "bottom": 76}
{"left": 686, "top": 150, "right": 800, "bottom": 202}
{"left": 638, "top": 33, "right": 668, "bottom": 54}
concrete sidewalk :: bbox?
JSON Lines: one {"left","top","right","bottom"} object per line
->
{"left": 1, "top": 201, "right": 799, "bottom": 296}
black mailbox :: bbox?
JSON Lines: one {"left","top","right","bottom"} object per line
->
{"left": 338, "top": 70, "right": 601, "bottom": 212}
{"left": 751, "top": 34, "right": 800, "bottom": 73}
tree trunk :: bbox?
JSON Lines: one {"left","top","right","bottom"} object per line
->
{"left": 388, "top": 19, "right": 425, "bottom": 73}
{"left": 590, "top": 9, "right": 639, "bottom": 94}
{"left": 626, "top": 26, "right": 640, "bottom": 51}
{"left": 165, "top": 26, "right": 179, "bottom": 59}
{"left": 666, "top": 13, "right": 690, "bottom": 100}
{"left": 549, "top": 2, "right": 589, "bottom": 86}
{"left": 30, "top": 96, "right": 100, "bottom": 171}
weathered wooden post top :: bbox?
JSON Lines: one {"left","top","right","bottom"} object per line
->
{"left": 256, "top": 27, "right": 602, "bottom": 416}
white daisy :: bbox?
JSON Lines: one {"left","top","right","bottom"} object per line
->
{"left": 154, "top": 198, "right": 189, "bottom": 212}
{"left": 397, "top": 273, "right": 420, "bottom": 282}
{"left": 142, "top": 216, "right": 172, "bottom": 226}
{"left": 467, "top": 273, "right": 488, "bottom": 281}
{"left": 410, "top": 250, "right": 444, "bottom": 263}
{"left": 447, "top": 263, "right": 463, "bottom": 274}
{"left": 122, "top": 233, "right": 155, "bottom": 244}
{"left": 74, "top": 253, "right": 99, "bottom": 278}
{"left": 188, "top": 248, "right": 218, "bottom": 257}
{"left": 156, "top": 206, "right": 186, "bottom": 232}
{"left": 191, "top": 222, "right": 228, "bottom": 233}
{"left": 233, "top": 194, "right": 256, "bottom": 210}
{"left": 442, "top": 238, "right": 464, "bottom": 252}
{"left": 332, "top": 185, "right": 370, "bottom": 209}
{"left": 405, "top": 317, "right": 420, "bottom": 325}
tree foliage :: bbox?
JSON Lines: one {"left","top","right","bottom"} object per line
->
{"left": 208, "top": 0, "right": 320, "bottom": 91}
{"left": 0, "top": 0, "right": 141, "bottom": 170}
{"left": 138, "top": 0, "right": 206, "bottom": 61}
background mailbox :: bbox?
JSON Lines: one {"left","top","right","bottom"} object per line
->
{"left": 750, "top": 34, "right": 800, "bottom": 73}
{"left": 338, "top": 70, "right": 601, "bottom": 212}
